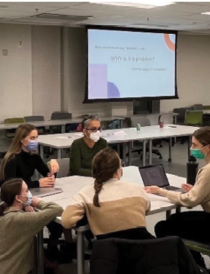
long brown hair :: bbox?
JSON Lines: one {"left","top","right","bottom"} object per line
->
{"left": 193, "top": 127, "right": 210, "bottom": 146}
{"left": 0, "top": 178, "right": 23, "bottom": 216}
{"left": 92, "top": 148, "right": 120, "bottom": 207}
{"left": 0, "top": 124, "right": 37, "bottom": 180}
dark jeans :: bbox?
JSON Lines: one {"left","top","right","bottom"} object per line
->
{"left": 155, "top": 211, "right": 210, "bottom": 243}
{"left": 155, "top": 211, "right": 210, "bottom": 268}
{"left": 47, "top": 221, "right": 63, "bottom": 240}
{"left": 97, "top": 227, "right": 154, "bottom": 240}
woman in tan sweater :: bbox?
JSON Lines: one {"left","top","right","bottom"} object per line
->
{"left": 145, "top": 126, "right": 210, "bottom": 267}
{"left": 62, "top": 147, "right": 153, "bottom": 240}
{"left": 0, "top": 178, "right": 63, "bottom": 274}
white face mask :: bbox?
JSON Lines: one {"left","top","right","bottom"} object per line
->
{"left": 89, "top": 131, "right": 101, "bottom": 142}
{"left": 19, "top": 191, "right": 33, "bottom": 207}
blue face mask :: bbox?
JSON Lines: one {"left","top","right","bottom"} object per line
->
{"left": 20, "top": 191, "right": 33, "bottom": 207}
{"left": 190, "top": 148, "right": 205, "bottom": 160}
{"left": 26, "top": 140, "right": 38, "bottom": 151}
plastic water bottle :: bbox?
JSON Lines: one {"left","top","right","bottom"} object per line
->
{"left": 186, "top": 156, "right": 198, "bottom": 185}
{"left": 136, "top": 124, "right": 141, "bottom": 131}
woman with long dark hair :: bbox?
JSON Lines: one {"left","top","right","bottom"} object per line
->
{"left": 0, "top": 123, "right": 59, "bottom": 189}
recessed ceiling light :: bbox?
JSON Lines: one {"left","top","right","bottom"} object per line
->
{"left": 202, "top": 11, "right": 210, "bottom": 15}
{"left": 89, "top": 1, "right": 175, "bottom": 9}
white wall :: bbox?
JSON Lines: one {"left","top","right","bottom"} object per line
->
{"left": 0, "top": 24, "right": 32, "bottom": 122}
{"left": 1, "top": 24, "right": 210, "bottom": 121}
{"left": 32, "top": 26, "right": 61, "bottom": 120}
{"left": 161, "top": 33, "right": 210, "bottom": 112}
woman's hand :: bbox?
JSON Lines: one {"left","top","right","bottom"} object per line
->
{"left": 181, "top": 183, "right": 193, "bottom": 193}
{"left": 48, "top": 159, "right": 59, "bottom": 175}
{"left": 25, "top": 206, "right": 35, "bottom": 212}
{"left": 144, "top": 186, "right": 161, "bottom": 194}
{"left": 39, "top": 176, "right": 55, "bottom": 188}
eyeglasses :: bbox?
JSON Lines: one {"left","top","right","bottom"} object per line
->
{"left": 85, "top": 127, "right": 101, "bottom": 133}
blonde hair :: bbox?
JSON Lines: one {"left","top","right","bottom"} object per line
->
{"left": 0, "top": 124, "right": 37, "bottom": 180}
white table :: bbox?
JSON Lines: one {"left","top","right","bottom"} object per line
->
{"left": 38, "top": 125, "right": 198, "bottom": 166}
{"left": 0, "top": 116, "right": 125, "bottom": 133}
{"left": 37, "top": 166, "right": 186, "bottom": 274}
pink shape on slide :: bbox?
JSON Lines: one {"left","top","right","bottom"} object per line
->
{"left": 88, "top": 64, "right": 108, "bottom": 99}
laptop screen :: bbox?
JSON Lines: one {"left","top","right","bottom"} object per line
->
{"left": 139, "top": 164, "right": 169, "bottom": 188}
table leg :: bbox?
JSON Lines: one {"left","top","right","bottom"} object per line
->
{"left": 142, "top": 140, "right": 147, "bottom": 166}
{"left": 188, "top": 136, "right": 191, "bottom": 158}
{"left": 122, "top": 143, "right": 126, "bottom": 166}
{"left": 77, "top": 230, "right": 85, "bottom": 274}
{"left": 40, "top": 145, "right": 44, "bottom": 159}
{"left": 61, "top": 125, "right": 65, "bottom": 133}
{"left": 149, "top": 139, "right": 152, "bottom": 165}
{"left": 117, "top": 144, "right": 120, "bottom": 155}
{"left": 168, "top": 138, "right": 172, "bottom": 162}
{"left": 166, "top": 210, "right": 171, "bottom": 220}
{"left": 57, "top": 149, "right": 62, "bottom": 159}
{"left": 37, "top": 230, "right": 44, "bottom": 274}
{"left": 128, "top": 142, "right": 132, "bottom": 166}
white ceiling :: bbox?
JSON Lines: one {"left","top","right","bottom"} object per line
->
{"left": 0, "top": 2, "right": 210, "bottom": 34}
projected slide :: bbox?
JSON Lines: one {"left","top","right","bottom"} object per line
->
{"left": 87, "top": 29, "right": 176, "bottom": 100}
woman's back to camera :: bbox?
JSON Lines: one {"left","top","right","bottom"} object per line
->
{"left": 62, "top": 148, "right": 153, "bottom": 240}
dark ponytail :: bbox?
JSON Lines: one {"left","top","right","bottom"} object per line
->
{"left": 0, "top": 202, "right": 8, "bottom": 216}
{"left": 0, "top": 178, "right": 23, "bottom": 216}
{"left": 93, "top": 179, "right": 103, "bottom": 207}
{"left": 92, "top": 148, "right": 120, "bottom": 207}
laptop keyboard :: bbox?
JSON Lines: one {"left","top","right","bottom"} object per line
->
{"left": 165, "top": 186, "right": 180, "bottom": 191}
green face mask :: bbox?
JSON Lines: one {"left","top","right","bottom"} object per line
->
{"left": 190, "top": 149, "right": 205, "bottom": 160}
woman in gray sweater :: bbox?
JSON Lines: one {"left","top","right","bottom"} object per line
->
{"left": 0, "top": 178, "right": 63, "bottom": 274}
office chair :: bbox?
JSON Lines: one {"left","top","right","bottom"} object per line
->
{"left": 90, "top": 236, "right": 204, "bottom": 274}
{"left": 4, "top": 117, "right": 25, "bottom": 138}
{"left": 184, "top": 239, "right": 210, "bottom": 256}
{"left": 24, "top": 115, "right": 46, "bottom": 134}
{"left": 130, "top": 117, "right": 162, "bottom": 160}
{"left": 56, "top": 158, "right": 70, "bottom": 178}
{"left": 107, "top": 119, "right": 121, "bottom": 129}
{"left": 173, "top": 107, "right": 193, "bottom": 125}
{"left": 185, "top": 110, "right": 203, "bottom": 127}
{"left": 173, "top": 107, "right": 194, "bottom": 144}
{"left": 192, "top": 104, "right": 204, "bottom": 111}
{"left": 50, "top": 111, "right": 73, "bottom": 134}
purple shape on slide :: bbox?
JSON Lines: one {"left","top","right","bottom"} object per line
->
{"left": 89, "top": 64, "right": 108, "bottom": 99}
{"left": 107, "top": 82, "right": 120, "bottom": 98}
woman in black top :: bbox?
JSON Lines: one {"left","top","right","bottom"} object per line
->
{"left": 0, "top": 124, "right": 63, "bottom": 258}
{"left": 0, "top": 123, "right": 59, "bottom": 189}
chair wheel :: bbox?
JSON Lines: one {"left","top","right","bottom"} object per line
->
{"left": 159, "top": 156, "right": 162, "bottom": 159}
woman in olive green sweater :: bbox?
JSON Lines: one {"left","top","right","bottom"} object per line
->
{"left": 0, "top": 178, "right": 63, "bottom": 274}
{"left": 70, "top": 114, "right": 107, "bottom": 176}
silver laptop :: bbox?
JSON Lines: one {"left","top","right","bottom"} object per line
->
{"left": 30, "top": 187, "right": 63, "bottom": 198}
{"left": 139, "top": 164, "right": 183, "bottom": 192}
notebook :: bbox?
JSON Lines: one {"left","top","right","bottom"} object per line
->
{"left": 30, "top": 187, "right": 63, "bottom": 198}
{"left": 139, "top": 164, "right": 182, "bottom": 192}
